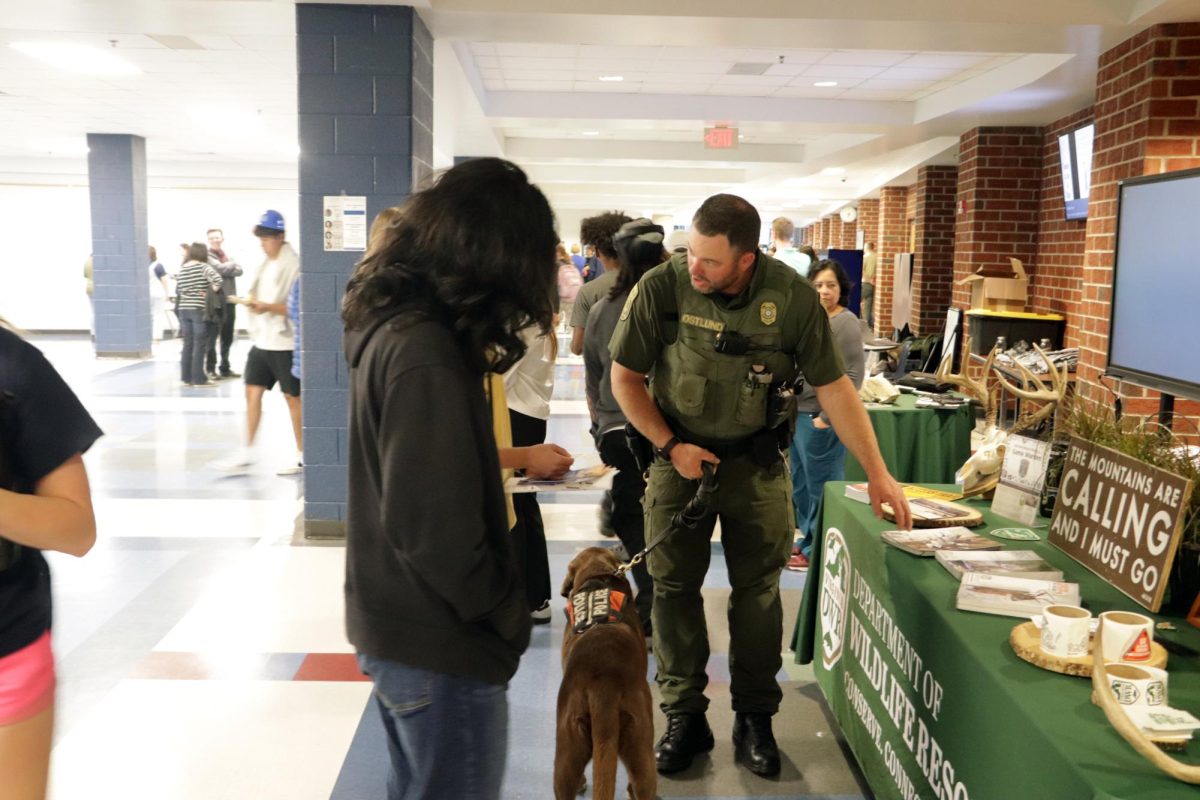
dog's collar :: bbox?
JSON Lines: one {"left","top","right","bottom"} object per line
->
{"left": 565, "top": 587, "right": 627, "bottom": 635}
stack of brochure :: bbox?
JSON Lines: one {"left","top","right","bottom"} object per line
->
{"left": 1125, "top": 706, "right": 1200, "bottom": 744}
{"left": 935, "top": 550, "right": 1063, "bottom": 581}
{"left": 881, "top": 528, "right": 1000, "bottom": 556}
{"left": 955, "top": 573, "right": 1080, "bottom": 618}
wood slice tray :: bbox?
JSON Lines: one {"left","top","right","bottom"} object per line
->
{"left": 1010, "top": 620, "right": 1168, "bottom": 677}
{"left": 882, "top": 499, "right": 984, "bottom": 528}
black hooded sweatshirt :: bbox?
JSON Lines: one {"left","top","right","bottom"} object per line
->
{"left": 343, "top": 310, "right": 530, "bottom": 685}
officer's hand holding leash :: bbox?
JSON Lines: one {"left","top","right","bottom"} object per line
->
{"left": 669, "top": 443, "right": 719, "bottom": 481}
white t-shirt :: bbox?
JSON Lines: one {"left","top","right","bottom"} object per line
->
{"left": 502, "top": 326, "right": 555, "bottom": 421}
{"left": 249, "top": 258, "right": 295, "bottom": 350}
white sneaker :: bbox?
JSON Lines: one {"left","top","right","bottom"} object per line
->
{"left": 277, "top": 454, "right": 303, "bottom": 476}
{"left": 531, "top": 601, "right": 552, "bottom": 625}
{"left": 213, "top": 449, "right": 255, "bottom": 475}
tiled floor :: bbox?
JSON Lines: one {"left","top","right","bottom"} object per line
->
{"left": 35, "top": 333, "right": 871, "bottom": 799}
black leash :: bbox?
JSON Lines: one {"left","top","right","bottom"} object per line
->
{"left": 614, "top": 462, "right": 718, "bottom": 577}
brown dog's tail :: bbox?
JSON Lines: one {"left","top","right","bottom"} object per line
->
{"left": 588, "top": 688, "right": 621, "bottom": 800}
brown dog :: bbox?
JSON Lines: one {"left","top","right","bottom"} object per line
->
{"left": 554, "top": 547, "right": 657, "bottom": 800}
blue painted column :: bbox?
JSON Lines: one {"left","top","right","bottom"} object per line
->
{"left": 296, "top": 3, "right": 433, "bottom": 537}
{"left": 86, "top": 133, "right": 151, "bottom": 357}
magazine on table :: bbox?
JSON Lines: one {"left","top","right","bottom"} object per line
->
{"left": 935, "top": 550, "right": 1063, "bottom": 581}
{"left": 880, "top": 527, "right": 1000, "bottom": 556}
{"left": 505, "top": 464, "right": 614, "bottom": 493}
{"left": 955, "top": 573, "right": 1080, "bottom": 618}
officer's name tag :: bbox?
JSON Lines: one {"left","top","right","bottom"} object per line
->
{"left": 681, "top": 313, "right": 724, "bottom": 332}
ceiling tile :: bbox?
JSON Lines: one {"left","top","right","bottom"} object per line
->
{"left": 475, "top": 55, "right": 499, "bottom": 69}
{"left": 655, "top": 46, "right": 744, "bottom": 62}
{"left": 819, "top": 50, "right": 912, "bottom": 67}
{"left": 899, "top": 53, "right": 990, "bottom": 69}
{"left": 714, "top": 74, "right": 793, "bottom": 86}
{"left": 469, "top": 42, "right": 496, "bottom": 56}
{"left": 499, "top": 57, "right": 574, "bottom": 72}
{"left": 505, "top": 80, "right": 576, "bottom": 92}
{"left": 576, "top": 44, "right": 661, "bottom": 60}
{"left": 802, "top": 65, "right": 885, "bottom": 79}
{"left": 880, "top": 65, "right": 960, "bottom": 81}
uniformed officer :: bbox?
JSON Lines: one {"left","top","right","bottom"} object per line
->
{"left": 609, "top": 194, "right": 911, "bottom": 778}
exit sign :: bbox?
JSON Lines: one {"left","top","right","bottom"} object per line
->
{"left": 704, "top": 126, "right": 738, "bottom": 149}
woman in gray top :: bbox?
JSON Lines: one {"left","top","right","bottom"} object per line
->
{"left": 787, "top": 258, "right": 865, "bottom": 570}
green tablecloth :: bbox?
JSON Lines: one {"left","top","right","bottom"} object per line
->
{"left": 793, "top": 485, "right": 1200, "bottom": 800}
{"left": 844, "top": 394, "right": 973, "bottom": 484}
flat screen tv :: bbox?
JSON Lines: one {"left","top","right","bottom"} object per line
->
{"left": 1107, "top": 166, "right": 1200, "bottom": 400}
{"left": 1058, "top": 122, "right": 1094, "bottom": 220}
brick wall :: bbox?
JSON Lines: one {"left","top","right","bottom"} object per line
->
{"left": 876, "top": 186, "right": 908, "bottom": 335}
{"left": 1030, "top": 107, "right": 1093, "bottom": 347}
{"left": 821, "top": 216, "right": 833, "bottom": 249}
{"left": 953, "top": 127, "right": 1042, "bottom": 312}
{"left": 857, "top": 199, "right": 879, "bottom": 251}
{"left": 912, "top": 165, "right": 957, "bottom": 335}
{"left": 1078, "top": 22, "right": 1200, "bottom": 430}
{"left": 828, "top": 216, "right": 844, "bottom": 251}
{"left": 840, "top": 216, "right": 858, "bottom": 248}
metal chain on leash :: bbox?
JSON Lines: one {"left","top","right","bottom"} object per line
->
{"left": 614, "top": 462, "right": 719, "bottom": 577}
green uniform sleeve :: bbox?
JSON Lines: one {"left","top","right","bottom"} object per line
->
{"left": 788, "top": 279, "right": 845, "bottom": 387}
{"left": 608, "top": 265, "right": 674, "bottom": 374}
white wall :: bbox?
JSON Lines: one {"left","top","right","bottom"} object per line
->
{"left": 0, "top": 183, "right": 298, "bottom": 330}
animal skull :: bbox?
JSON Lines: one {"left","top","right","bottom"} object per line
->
{"left": 956, "top": 425, "right": 1007, "bottom": 496}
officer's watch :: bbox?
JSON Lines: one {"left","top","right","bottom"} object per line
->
{"left": 655, "top": 436, "right": 681, "bottom": 461}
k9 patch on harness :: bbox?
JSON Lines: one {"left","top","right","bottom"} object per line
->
{"left": 567, "top": 588, "right": 627, "bottom": 634}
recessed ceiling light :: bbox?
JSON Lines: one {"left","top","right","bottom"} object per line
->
{"left": 11, "top": 42, "right": 141, "bottom": 76}
{"left": 821, "top": 167, "right": 846, "bottom": 176}
{"left": 582, "top": 131, "right": 600, "bottom": 136}
{"left": 813, "top": 81, "right": 838, "bottom": 88}
{"left": 598, "top": 75, "right": 624, "bottom": 82}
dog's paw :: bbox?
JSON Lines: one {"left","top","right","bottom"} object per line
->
{"left": 577, "top": 775, "right": 587, "bottom": 795}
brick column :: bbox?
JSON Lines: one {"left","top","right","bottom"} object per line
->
{"left": 829, "top": 216, "right": 845, "bottom": 251}
{"left": 912, "top": 165, "right": 957, "bottom": 335}
{"left": 87, "top": 134, "right": 150, "bottom": 358}
{"left": 876, "top": 186, "right": 909, "bottom": 336}
{"left": 858, "top": 199, "right": 879, "bottom": 250}
{"left": 1078, "top": 22, "right": 1200, "bottom": 425}
{"left": 296, "top": 3, "right": 434, "bottom": 536}
{"left": 820, "top": 216, "right": 834, "bottom": 249}
{"left": 953, "top": 127, "right": 1043, "bottom": 314}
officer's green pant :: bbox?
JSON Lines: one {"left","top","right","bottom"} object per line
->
{"left": 643, "top": 453, "right": 793, "bottom": 716}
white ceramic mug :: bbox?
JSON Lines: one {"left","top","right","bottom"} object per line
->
{"left": 1040, "top": 604, "right": 1092, "bottom": 657}
{"left": 1098, "top": 610, "right": 1155, "bottom": 663}
{"left": 1106, "top": 663, "right": 1168, "bottom": 708}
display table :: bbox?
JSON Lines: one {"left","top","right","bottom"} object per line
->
{"left": 844, "top": 394, "right": 973, "bottom": 483}
{"left": 792, "top": 485, "right": 1200, "bottom": 800}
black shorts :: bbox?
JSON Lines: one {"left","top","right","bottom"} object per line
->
{"left": 244, "top": 347, "right": 300, "bottom": 396}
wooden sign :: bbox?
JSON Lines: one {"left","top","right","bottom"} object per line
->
{"left": 1048, "top": 436, "right": 1193, "bottom": 612}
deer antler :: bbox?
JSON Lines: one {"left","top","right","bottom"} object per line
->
{"left": 936, "top": 346, "right": 998, "bottom": 428}
{"left": 992, "top": 345, "right": 1070, "bottom": 436}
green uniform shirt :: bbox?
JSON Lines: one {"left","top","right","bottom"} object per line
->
{"left": 611, "top": 251, "right": 843, "bottom": 381}
{"left": 610, "top": 251, "right": 844, "bottom": 436}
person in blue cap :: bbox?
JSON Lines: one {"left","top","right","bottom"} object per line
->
{"left": 218, "top": 209, "right": 302, "bottom": 475}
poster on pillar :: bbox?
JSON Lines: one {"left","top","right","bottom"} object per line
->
{"left": 322, "top": 195, "right": 367, "bottom": 252}
{"left": 1048, "top": 436, "right": 1193, "bottom": 612}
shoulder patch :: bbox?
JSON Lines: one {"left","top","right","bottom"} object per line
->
{"left": 619, "top": 283, "right": 638, "bottom": 321}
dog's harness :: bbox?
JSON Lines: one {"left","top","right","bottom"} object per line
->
{"left": 614, "top": 462, "right": 720, "bottom": 578}
{"left": 566, "top": 587, "right": 628, "bottom": 635}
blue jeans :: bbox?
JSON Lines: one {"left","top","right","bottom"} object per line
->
{"left": 357, "top": 653, "right": 508, "bottom": 800}
{"left": 788, "top": 413, "right": 848, "bottom": 557}
{"left": 178, "top": 308, "right": 208, "bottom": 384}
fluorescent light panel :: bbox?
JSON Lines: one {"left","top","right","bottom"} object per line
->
{"left": 10, "top": 42, "right": 141, "bottom": 76}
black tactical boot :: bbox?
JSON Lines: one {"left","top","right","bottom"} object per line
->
{"left": 655, "top": 713, "right": 714, "bottom": 774}
{"left": 733, "top": 712, "right": 781, "bottom": 777}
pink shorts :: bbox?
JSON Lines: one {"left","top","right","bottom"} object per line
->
{"left": 0, "top": 631, "right": 55, "bottom": 725}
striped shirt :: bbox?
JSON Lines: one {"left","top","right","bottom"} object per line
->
{"left": 176, "top": 260, "right": 222, "bottom": 310}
